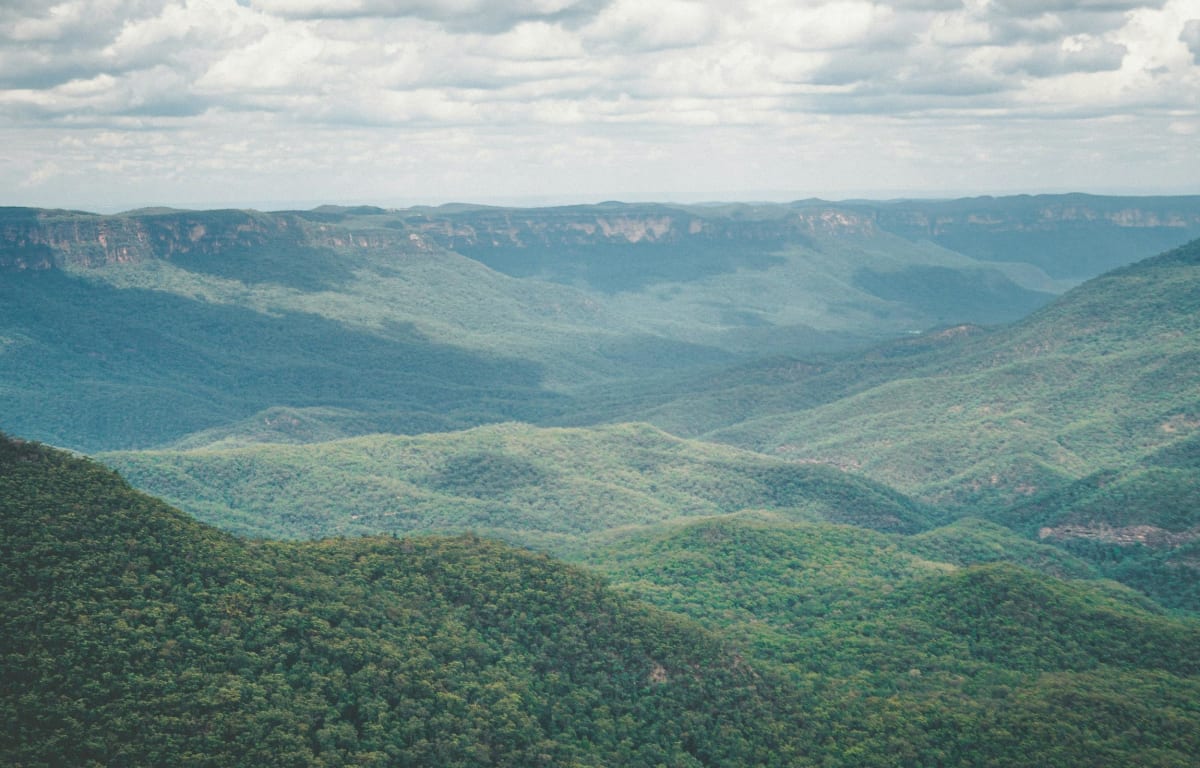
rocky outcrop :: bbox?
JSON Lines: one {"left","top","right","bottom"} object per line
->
{"left": 6, "top": 195, "right": 1200, "bottom": 274}
{"left": 401, "top": 202, "right": 878, "bottom": 253}
{"left": 873, "top": 194, "right": 1200, "bottom": 237}
{"left": 1039, "top": 523, "right": 1200, "bottom": 549}
{"left": 0, "top": 207, "right": 423, "bottom": 271}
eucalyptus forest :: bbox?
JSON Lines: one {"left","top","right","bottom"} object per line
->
{"left": 3, "top": 195, "right": 1200, "bottom": 766}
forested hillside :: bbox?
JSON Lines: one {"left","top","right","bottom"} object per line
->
{"left": 5, "top": 195, "right": 1197, "bottom": 451}
{"left": 704, "top": 238, "right": 1200, "bottom": 511}
{"left": 6, "top": 436, "right": 1200, "bottom": 766}
{"left": 0, "top": 435, "right": 812, "bottom": 767}
{"left": 93, "top": 235, "right": 1200, "bottom": 610}
{"left": 582, "top": 514, "right": 1200, "bottom": 764}
{"left": 100, "top": 422, "right": 933, "bottom": 544}
{"left": 4, "top": 198, "right": 1200, "bottom": 764}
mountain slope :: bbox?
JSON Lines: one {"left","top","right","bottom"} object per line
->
{"left": 705, "top": 238, "right": 1200, "bottom": 511}
{"left": 11, "top": 196, "right": 1193, "bottom": 452}
{"left": 7, "top": 435, "right": 1200, "bottom": 766}
{"left": 580, "top": 513, "right": 1200, "bottom": 766}
{"left": 0, "top": 267, "right": 568, "bottom": 451}
{"left": 0, "top": 434, "right": 812, "bottom": 767}
{"left": 997, "top": 433, "right": 1200, "bottom": 611}
{"left": 99, "top": 422, "right": 933, "bottom": 544}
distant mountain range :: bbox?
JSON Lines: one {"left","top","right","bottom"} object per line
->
{"left": 4, "top": 194, "right": 1200, "bottom": 451}
{"left": 4, "top": 194, "right": 1200, "bottom": 765}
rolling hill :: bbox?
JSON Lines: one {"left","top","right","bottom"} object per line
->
{"left": 996, "top": 433, "right": 1200, "bottom": 612}
{"left": 7, "top": 195, "right": 1196, "bottom": 452}
{"left": 5, "top": 198, "right": 1200, "bottom": 761}
{"left": 99, "top": 422, "right": 934, "bottom": 545}
{"left": 0, "top": 434, "right": 814, "bottom": 767}
{"left": 581, "top": 513, "right": 1200, "bottom": 765}
{"left": 698, "top": 238, "right": 1200, "bottom": 513}
{"left": 7, "top": 435, "right": 1199, "bottom": 766}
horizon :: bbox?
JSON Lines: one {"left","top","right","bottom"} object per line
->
{"left": 13, "top": 187, "right": 1200, "bottom": 217}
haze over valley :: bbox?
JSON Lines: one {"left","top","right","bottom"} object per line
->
{"left": 4, "top": 193, "right": 1200, "bottom": 764}
{"left": 4, "top": 0, "right": 1200, "bottom": 765}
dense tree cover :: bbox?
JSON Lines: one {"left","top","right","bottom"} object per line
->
{"left": 0, "top": 268, "right": 565, "bottom": 451}
{"left": 6, "top": 435, "right": 1200, "bottom": 766}
{"left": 4, "top": 207, "right": 1200, "bottom": 764}
{"left": 581, "top": 515, "right": 1200, "bottom": 766}
{"left": 997, "top": 433, "right": 1200, "bottom": 611}
{"left": 8, "top": 196, "right": 1164, "bottom": 452}
{"left": 700, "top": 238, "right": 1200, "bottom": 514}
{"left": 100, "top": 422, "right": 933, "bottom": 543}
{"left": 904, "top": 517, "right": 1099, "bottom": 580}
{"left": 0, "top": 435, "right": 814, "bottom": 767}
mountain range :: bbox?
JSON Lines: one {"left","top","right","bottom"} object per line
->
{"left": 3, "top": 194, "right": 1200, "bottom": 765}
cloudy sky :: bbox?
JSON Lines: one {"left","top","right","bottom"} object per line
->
{"left": 2, "top": 0, "right": 1198, "bottom": 211}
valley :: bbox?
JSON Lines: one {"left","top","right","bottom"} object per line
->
{"left": 3, "top": 194, "right": 1200, "bottom": 766}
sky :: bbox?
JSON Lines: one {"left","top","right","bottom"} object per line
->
{"left": 2, "top": 0, "right": 1198, "bottom": 212}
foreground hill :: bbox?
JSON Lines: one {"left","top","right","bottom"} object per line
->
{"left": 6, "top": 435, "right": 1199, "bottom": 767}
{"left": 7, "top": 195, "right": 1196, "bottom": 451}
{"left": 0, "top": 434, "right": 811, "bottom": 767}
{"left": 584, "top": 514, "right": 1200, "bottom": 765}
{"left": 99, "top": 422, "right": 933, "bottom": 545}
{"left": 997, "top": 433, "right": 1200, "bottom": 612}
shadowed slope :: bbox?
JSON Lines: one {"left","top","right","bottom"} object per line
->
{"left": 0, "top": 434, "right": 812, "bottom": 767}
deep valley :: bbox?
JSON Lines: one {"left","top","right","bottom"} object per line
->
{"left": 3, "top": 194, "right": 1200, "bottom": 766}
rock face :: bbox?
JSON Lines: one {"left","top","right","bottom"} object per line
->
{"left": 867, "top": 193, "right": 1200, "bottom": 278}
{"left": 6, "top": 195, "right": 1200, "bottom": 282}
{"left": 0, "top": 208, "right": 419, "bottom": 271}
{"left": 400, "top": 203, "right": 879, "bottom": 250}
{"left": 1040, "top": 523, "right": 1200, "bottom": 549}
{"left": 0, "top": 208, "right": 290, "bottom": 269}
{"left": 874, "top": 197, "right": 1200, "bottom": 236}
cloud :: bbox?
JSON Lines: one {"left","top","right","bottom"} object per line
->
{"left": 0, "top": 1, "right": 161, "bottom": 88}
{"left": 0, "top": 0, "right": 1197, "bottom": 210}
{"left": 3, "top": 0, "right": 1188, "bottom": 125}
{"left": 582, "top": 0, "right": 716, "bottom": 52}
{"left": 1008, "top": 36, "right": 1129, "bottom": 76}
{"left": 762, "top": 1, "right": 904, "bottom": 51}
{"left": 1183, "top": 18, "right": 1200, "bottom": 60}
{"left": 249, "top": 0, "right": 610, "bottom": 33}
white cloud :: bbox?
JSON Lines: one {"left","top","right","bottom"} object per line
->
{"left": 483, "top": 21, "right": 586, "bottom": 60}
{"left": 1181, "top": 18, "right": 1200, "bottom": 59}
{"left": 0, "top": 0, "right": 1197, "bottom": 210}
{"left": 764, "top": 1, "right": 901, "bottom": 51}
{"left": 249, "top": 0, "right": 605, "bottom": 33}
{"left": 583, "top": 0, "right": 716, "bottom": 51}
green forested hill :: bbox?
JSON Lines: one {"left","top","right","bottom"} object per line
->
{"left": 996, "top": 433, "right": 1200, "bottom": 612}
{"left": 6, "top": 435, "right": 1200, "bottom": 767}
{"left": 5, "top": 199, "right": 1200, "bottom": 764}
{"left": 0, "top": 434, "right": 812, "bottom": 767}
{"left": 0, "top": 267, "right": 568, "bottom": 451}
{"left": 3, "top": 198, "right": 1197, "bottom": 456}
{"left": 99, "top": 422, "right": 933, "bottom": 544}
{"left": 73, "top": 234, "right": 1200, "bottom": 613}
{"left": 699, "top": 238, "right": 1200, "bottom": 512}
{"left": 582, "top": 514, "right": 1200, "bottom": 765}
{"left": 9, "top": 196, "right": 1188, "bottom": 452}
{"left": 571, "top": 237, "right": 1198, "bottom": 610}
